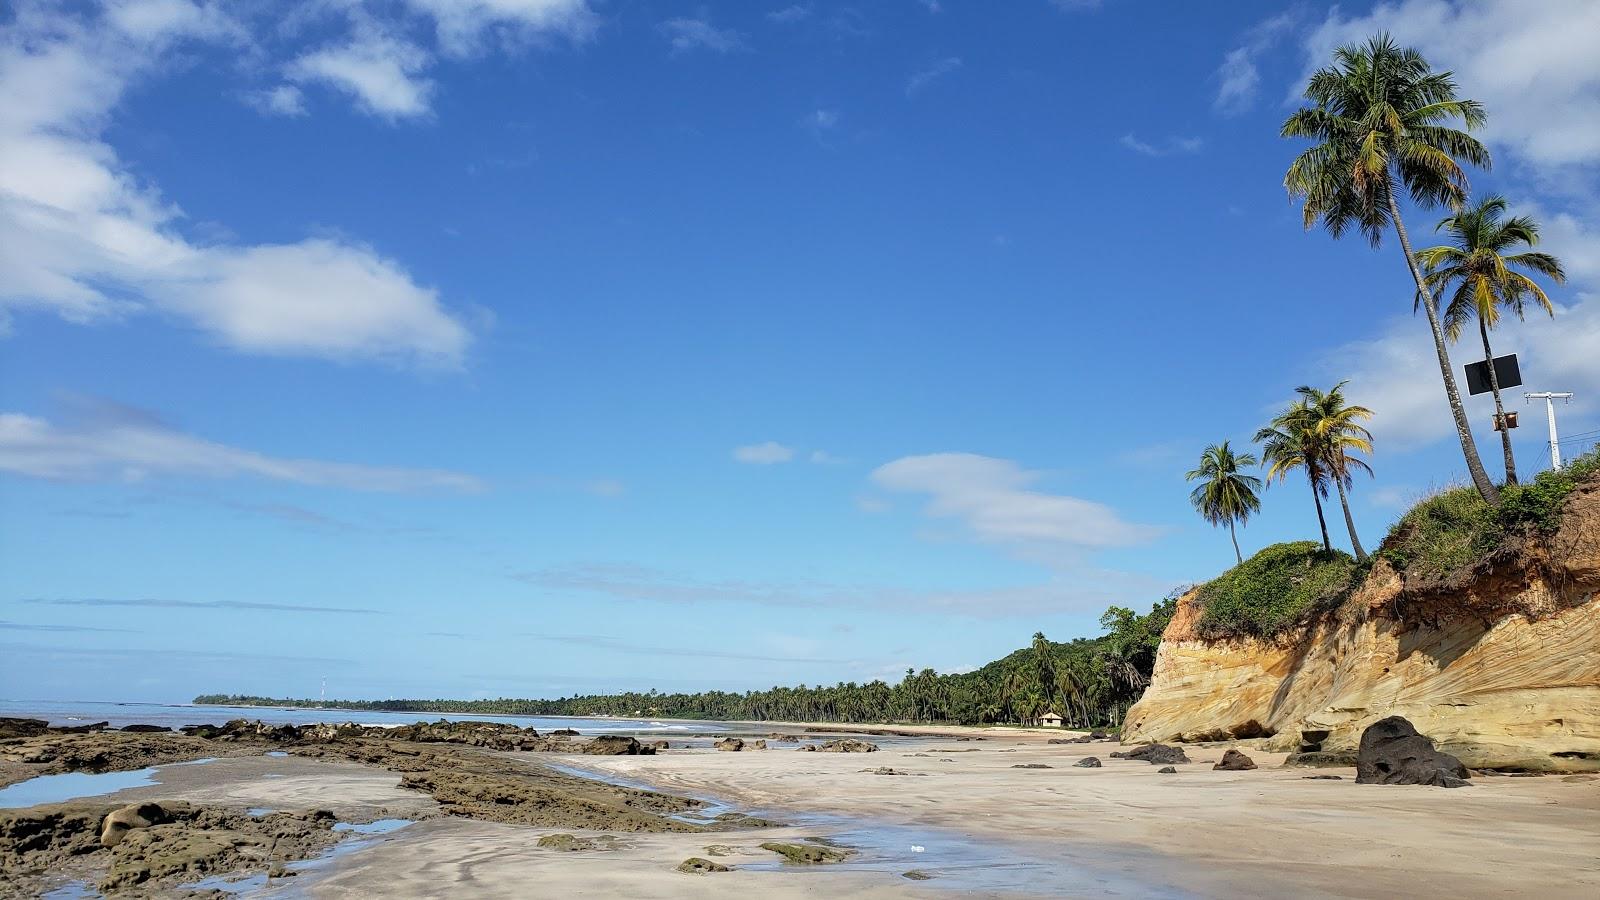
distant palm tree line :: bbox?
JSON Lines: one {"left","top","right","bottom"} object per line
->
{"left": 1189, "top": 34, "right": 1567, "bottom": 563}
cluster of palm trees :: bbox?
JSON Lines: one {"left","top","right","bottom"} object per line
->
{"left": 1188, "top": 34, "right": 1569, "bottom": 566}
{"left": 1187, "top": 382, "right": 1373, "bottom": 563}
{"left": 1281, "top": 35, "right": 1566, "bottom": 502}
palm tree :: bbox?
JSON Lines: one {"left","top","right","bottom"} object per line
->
{"left": 1296, "top": 382, "right": 1375, "bottom": 560}
{"left": 1282, "top": 34, "right": 1499, "bottom": 504}
{"left": 1416, "top": 196, "right": 1567, "bottom": 484}
{"left": 1256, "top": 400, "right": 1333, "bottom": 552}
{"left": 1185, "top": 441, "right": 1263, "bottom": 565}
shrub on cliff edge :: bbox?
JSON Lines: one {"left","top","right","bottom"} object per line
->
{"left": 1195, "top": 541, "right": 1357, "bottom": 639}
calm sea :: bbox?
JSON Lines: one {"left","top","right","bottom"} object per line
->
{"left": 0, "top": 699, "right": 723, "bottom": 734}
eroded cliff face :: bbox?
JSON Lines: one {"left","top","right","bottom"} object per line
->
{"left": 1123, "top": 478, "right": 1600, "bottom": 771}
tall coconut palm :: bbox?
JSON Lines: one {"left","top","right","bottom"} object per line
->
{"left": 1282, "top": 34, "right": 1499, "bottom": 504}
{"left": 1416, "top": 196, "right": 1567, "bottom": 484}
{"left": 1295, "top": 382, "right": 1375, "bottom": 560}
{"left": 1255, "top": 400, "right": 1333, "bottom": 552}
{"left": 1185, "top": 441, "right": 1263, "bottom": 565}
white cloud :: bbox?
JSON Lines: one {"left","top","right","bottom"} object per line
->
{"left": 0, "top": 401, "right": 483, "bottom": 492}
{"left": 1324, "top": 295, "right": 1600, "bottom": 451}
{"left": 659, "top": 17, "right": 745, "bottom": 55}
{"left": 906, "top": 56, "right": 961, "bottom": 97}
{"left": 1300, "top": 0, "right": 1600, "bottom": 174}
{"left": 402, "top": 0, "right": 596, "bottom": 56}
{"left": 0, "top": 1, "right": 471, "bottom": 365}
{"left": 870, "top": 453, "right": 1160, "bottom": 550}
{"left": 733, "top": 441, "right": 795, "bottom": 464}
{"left": 1118, "top": 133, "right": 1204, "bottom": 157}
{"left": 288, "top": 31, "right": 433, "bottom": 120}
{"left": 244, "top": 84, "right": 306, "bottom": 116}
{"left": 809, "top": 449, "right": 844, "bottom": 465}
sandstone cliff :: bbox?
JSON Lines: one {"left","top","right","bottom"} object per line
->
{"left": 1123, "top": 475, "right": 1600, "bottom": 772}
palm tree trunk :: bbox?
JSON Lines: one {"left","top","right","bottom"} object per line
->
{"left": 1228, "top": 519, "right": 1242, "bottom": 565}
{"left": 1333, "top": 476, "right": 1366, "bottom": 560}
{"left": 1385, "top": 190, "right": 1500, "bottom": 505}
{"left": 1310, "top": 481, "right": 1331, "bottom": 552}
{"left": 1479, "top": 316, "right": 1517, "bottom": 484}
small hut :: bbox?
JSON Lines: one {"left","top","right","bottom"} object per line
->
{"left": 1037, "top": 712, "right": 1064, "bottom": 728}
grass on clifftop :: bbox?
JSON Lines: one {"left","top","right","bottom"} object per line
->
{"left": 1379, "top": 448, "right": 1599, "bottom": 583}
{"left": 1194, "top": 541, "right": 1358, "bottom": 640}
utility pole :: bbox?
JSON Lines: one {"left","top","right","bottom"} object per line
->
{"left": 1525, "top": 392, "right": 1574, "bottom": 471}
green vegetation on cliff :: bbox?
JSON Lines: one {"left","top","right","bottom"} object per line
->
{"left": 1379, "top": 448, "right": 1599, "bottom": 582}
{"left": 1194, "top": 541, "right": 1358, "bottom": 640}
{"left": 198, "top": 596, "right": 1176, "bottom": 728}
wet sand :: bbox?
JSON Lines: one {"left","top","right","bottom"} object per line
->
{"left": 300, "top": 727, "right": 1600, "bottom": 899}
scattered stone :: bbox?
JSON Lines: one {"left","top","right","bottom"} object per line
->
{"left": 1214, "top": 749, "right": 1257, "bottom": 771}
{"left": 1111, "top": 744, "right": 1190, "bottom": 765}
{"left": 704, "top": 844, "right": 737, "bottom": 857}
{"left": 101, "top": 802, "right": 168, "bottom": 847}
{"left": 551, "top": 728, "right": 580, "bottom": 737}
{"left": 715, "top": 738, "right": 746, "bottom": 752}
{"left": 118, "top": 724, "right": 171, "bottom": 733}
{"left": 1285, "top": 751, "right": 1360, "bottom": 767}
{"left": 538, "top": 833, "right": 625, "bottom": 852}
{"left": 678, "top": 856, "right": 730, "bottom": 874}
{"left": 903, "top": 870, "right": 934, "bottom": 880}
{"left": 1355, "top": 717, "right": 1471, "bottom": 788}
{"left": 649, "top": 740, "right": 670, "bottom": 751}
{"left": 1303, "top": 775, "right": 1344, "bottom": 780}
{"left": 1156, "top": 766, "right": 1178, "bottom": 774}
{"left": 766, "top": 733, "right": 802, "bottom": 742}
{"left": 1073, "top": 757, "right": 1102, "bottom": 768}
{"left": 0, "top": 717, "right": 50, "bottom": 739}
{"left": 760, "top": 841, "right": 853, "bottom": 865}
{"left": 1011, "top": 763, "right": 1052, "bottom": 769}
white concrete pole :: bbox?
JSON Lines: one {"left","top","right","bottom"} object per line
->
{"left": 1526, "top": 392, "right": 1574, "bottom": 471}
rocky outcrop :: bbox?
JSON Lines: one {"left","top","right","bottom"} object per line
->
{"left": 1110, "top": 744, "right": 1190, "bottom": 765}
{"left": 1355, "top": 717, "right": 1471, "bottom": 788}
{"left": 1124, "top": 481, "right": 1600, "bottom": 772}
{"left": 802, "top": 739, "right": 878, "bottom": 753}
{"left": 1213, "top": 749, "right": 1256, "bottom": 771}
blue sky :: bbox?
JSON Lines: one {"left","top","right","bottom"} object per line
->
{"left": 3, "top": 0, "right": 1597, "bottom": 703}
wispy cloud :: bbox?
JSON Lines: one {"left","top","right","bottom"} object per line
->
{"left": 871, "top": 453, "right": 1160, "bottom": 550}
{"left": 0, "top": 398, "right": 483, "bottom": 493}
{"left": 23, "top": 597, "right": 386, "bottom": 616}
{"left": 660, "top": 16, "right": 745, "bottom": 54}
{"left": 511, "top": 561, "right": 1169, "bottom": 618}
{"left": 767, "top": 4, "right": 813, "bottom": 24}
{"left": 1213, "top": 12, "right": 1297, "bottom": 115}
{"left": 288, "top": 29, "right": 434, "bottom": 120}
{"left": 906, "top": 56, "right": 962, "bottom": 97}
{"left": 733, "top": 441, "right": 796, "bottom": 464}
{"left": 243, "top": 84, "right": 306, "bottom": 117}
{"left": 0, "top": 620, "right": 137, "bottom": 633}
{"left": 1, "top": 642, "right": 356, "bottom": 666}
{"left": 1119, "top": 133, "right": 1205, "bottom": 157}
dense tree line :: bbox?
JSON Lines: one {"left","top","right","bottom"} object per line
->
{"left": 197, "top": 596, "right": 1176, "bottom": 728}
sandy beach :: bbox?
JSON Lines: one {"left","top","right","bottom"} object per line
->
{"left": 8, "top": 722, "right": 1595, "bottom": 898}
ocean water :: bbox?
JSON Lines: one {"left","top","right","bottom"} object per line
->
{"left": 0, "top": 699, "right": 722, "bottom": 734}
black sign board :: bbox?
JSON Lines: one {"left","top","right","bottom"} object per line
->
{"left": 1464, "top": 354, "right": 1522, "bottom": 396}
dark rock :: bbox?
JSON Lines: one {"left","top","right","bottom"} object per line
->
{"left": 649, "top": 740, "right": 669, "bottom": 751}
{"left": 0, "top": 717, "right": 50, "bottom": 739}
{"left": 551, "top": 728, "right": 580, "bottom": 736}
{"left": 1213, "top": 749, "right": 1257, "bottom": 771}
{"left": 119, "top": 724, "right": 172, "bottom": 733}
{"left": 53, "top": 721, "right": 110, "bottom": 734}
{"left": 760, "top": 841, "right": 853, "bottom": 864}
{"left": 1012, "top": 763, "right": 1052, "bottom": 769}
{"left": 714, "top": 738, "right": 746, "bottom": 752}
{"left": 1299, "top": 729, "right": 1332, "bottom": 753}
{"left": 1303, "top": 775, "right": 1344, "bottom": 780}
{"left": 678, "top": 856, "right": 730, "bottom": 874}
{"left": 581, "top": 735, "right": 655, "bottom": 756}
{"left": 903, "top": 870, "right": 933, "bottom": 880}
{"left": 1110, "top": 744, "right": 1190, "bottom": 765}
{"left": 1073, "top": 757, "right": 1102, "bottom": 768}
{"left": 1284, "top": 750, "right": 1360, "bottom": 767}
{"left": 1156, "top": 766, "right": 1177, "bottom": 774}
{"left": 1088, "top": 731, "right": 1110, "bottom": 741}
{"left": 1355, "top": 717, "right": 1471, "bottom": 788}
{"left": 538, "top": 833, "right": 625, "bottom": 852}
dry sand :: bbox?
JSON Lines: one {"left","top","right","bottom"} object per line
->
{"left": 291, "top": 727, "right": 1600, "bottom": 899}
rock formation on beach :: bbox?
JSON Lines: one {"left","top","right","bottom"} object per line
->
{"left": 1355, "top": 717, "right": 1471, "bottom": 788}
{"left": 1124, "top": 472, "right": 1600, "bottom": 772}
